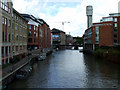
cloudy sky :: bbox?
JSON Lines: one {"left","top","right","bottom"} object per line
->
{"left": 12, "top": 0, "right": 120, "bottom": 37}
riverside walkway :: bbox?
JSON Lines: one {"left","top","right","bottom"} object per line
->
{"left": 1, "top": 49, "right": 43, "bottom": 82}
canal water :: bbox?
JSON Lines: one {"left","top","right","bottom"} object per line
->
{"left": 9, "top": 49, "right": 120, "bottom": 88}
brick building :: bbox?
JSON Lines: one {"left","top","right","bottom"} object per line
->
{"left": 0, "top": 1, "right": 28, "bottom": 65}
{"left": 21, "top": 14, "right": 51, "bottom": 52}
{"left": 83, "top": 13, "right": 120, "bottom": 51}
{"left": 21, "top": 14, "right": 41, "bottom": 50}
{"left": 38, "top": 19, "right": 51, "bottom": 50}
{"left": 12, "top": 9, "right": 28, "bottom": 63}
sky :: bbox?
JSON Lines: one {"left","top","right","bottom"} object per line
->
{"left": 12, "top": 0, "right": 120, "bottom": 37}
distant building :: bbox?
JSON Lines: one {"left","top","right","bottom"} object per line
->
{"left": 66, "top": 34, "right": 73, "bottom": 45}
{"left": 86, "top": 5, "right": 93, "bottom": 28}
{"left": 83, "top": 13, "right": 120, "bottom": 51}
{"left": 51, "top": 28, "right": 66, "bottom": 46}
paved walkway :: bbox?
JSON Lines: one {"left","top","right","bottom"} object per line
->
{"left": 1, "top": 52, "right": 41, "bottom": 82}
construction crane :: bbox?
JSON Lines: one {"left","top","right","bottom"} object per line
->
{"left": 61, "top": 21, "right": 70, "bottom": 31}
{"left": 48, "top": 21, "right": 70, "bottom": 31}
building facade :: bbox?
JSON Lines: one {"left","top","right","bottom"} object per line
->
{"left": 12, "top": 9, "right": 28, "bottom": 62}
{"left": 21, "top": 14, "right": 51, "bottom": 53}
{"left": 83, "top": 13, "right": 120, "bottom": 51}
{"left": 0, "top": 1, "right": 13, "bottom": 65}
{"left": 21, "top": 14, "right": 41, "bottom": 50}
{"left": 0, "top": 1, "right": 28, "bottom": 65}
{"left": 51, "top": 28, "right": 66, "bottom": 46}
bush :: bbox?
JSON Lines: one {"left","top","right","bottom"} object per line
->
{"left": 94, "top": 46, "right": 120, "bottom": 62}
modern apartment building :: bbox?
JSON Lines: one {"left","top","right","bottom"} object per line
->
{"left": 12, "top": 9, "right": 28, "bottom": 62}
{"left": 38, "top": 19, "right": 51, "bottom": 50}
{"left": 0, "top": 1, "right": 28, "bottom": 65}
{"left": 51, "top": 28, "right": 66, "bottom": 46}
{"left": 83, "top": 13, "right": 120, "bottom": 51}
{"left": 21, "top": 14, "right": 51, "bottom": 52}
{"left": 21, "top": 14, "right": 41, "bottom": 50}
{"left": 0, "top": 1, "right": 13, "bottom": 65}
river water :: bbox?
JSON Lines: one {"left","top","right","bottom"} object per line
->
{"left": 9, "top": 49, "right": 120, "bottom": 88}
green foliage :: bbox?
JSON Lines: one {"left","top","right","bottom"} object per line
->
{"left": 73, "top": 36, "right": 83, "bottom": 45}
{"left": 94, "top": 46, "right": 120, "bottom": 62}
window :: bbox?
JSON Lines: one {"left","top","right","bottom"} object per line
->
{"left": 28, "top": 31, "right": 32, "bottom": 36}
{"left": 114, "top": 18, "right": 117, "bottom": 22}
{"left": 114, "top": 29, "right": 117, "bottom": 32}
{"left": 15, "top": 24, "right": 18, "bottom": 30}
{"left": 12, "top": 46, "right": 14, "bottom": 53}
{"left": 2, "top": 47, "right": 4, "bottom": 56}
{"left": 34, "top": 32, "right": 36, "bottom": 37}
{"left": 36, "top": 27, "right": 38, "bottom": 31}
{"left": 2, "top": 16, "right": 4, "bottom": 24}
{"left": 95, "top": 26, "right": 99, "bottom": 33}
{"left": 8, "top": 20, "right": 11, "bottom": 27}
{"left": 2, "top": 32, "right": 4, "bottom": 42}
{"left": 114, "top": 40, "right": 117, "bottom": 43}
{"left": 29, "top": 25, "right": 32, "bottom": 29}
{"left": 34, "top": 26, "right": 36, "bottom": 30}
{"left": 12, "top": 34, "right": 14, "bottom": 40}
{"left": 114, "top": 23, "right": 117, "bottom": 27}
{"left": 20, "top": 46, "right": 22, "bottom": 50}
{"left": 114, "top": 34, "right": 117, "bottom": 38}
{"left": 8, "top": 8, "right": 11, "bottom": 13}
{"left": 16, "top": 35, "right": 18, "bottom": 41}
{"left": 5, "top": 18, "right": 7, "bottom": 25}
{"left": 5, "top": 32, "right": 7, "bottom": 42}
{"left": 15, "top": 15, "right": 16, "bottom": 20}
{"left": 5, "top": 46, "right": 8, "bottom": 56}
{"left": 28, "top": 38, "right": 32, "bottom": 43}
{"left": 36, "top": 33, "right": 38, "bottom": 37}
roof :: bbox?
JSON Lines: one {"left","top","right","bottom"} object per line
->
{"left": 38, "top": 19, "right": 49, "bottom": 27}
{"left": 109, "top": 13, "right": 120, "bottom": 17}
{"left": 51, "top": 28, "right": 65, "bottom": 34}
{"left": 21, "top": 14, "right": 50, "bottom": 27}
{"left": 13, "top": 9, "right": 28, "bottom": 22}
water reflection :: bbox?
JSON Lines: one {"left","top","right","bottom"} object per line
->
{"left": 83, "top": 54, "right": 120, "bottom": 88}
{"left": 9, "top": 50, "right": 120, "bottom": 88}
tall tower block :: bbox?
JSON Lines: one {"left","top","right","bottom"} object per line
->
{"left": 118, "top": 1, "right": 120, "bottom": 13}
{"left": 86, "top": 5, "right": 93, "bottom": 28}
